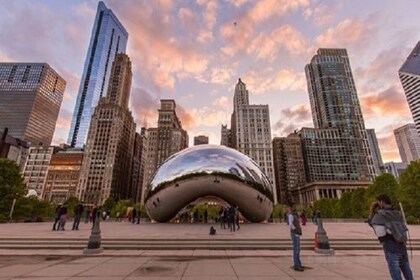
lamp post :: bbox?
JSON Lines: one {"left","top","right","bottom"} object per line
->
{"left": 7, "top": 198, "right": 17, "bottom": 223}
{"left": 314, "top": 217, "right": 334, "bottom": 255}
{"left": 83, "top": 210, "right": 103, "bottom": 254}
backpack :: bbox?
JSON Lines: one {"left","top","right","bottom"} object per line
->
{"left": 378, "top": 209, "right": 408, "bottom": 243}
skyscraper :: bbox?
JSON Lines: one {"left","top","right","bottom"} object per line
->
{"left": 68, "top": 1, "right": 128, "bottom": 148}
{"left": 77, "top": 54, "right": 135, "bottom": 205}
{"left": 394, "top": 123, "right": 420, "bottom": 163}
{"left": 0, "top": 63, "right": 66, "bottom": 146}
{"left": 300, "top": 49, "right": 373, "bottom": 203}
{"left": 194, "top": 135, "right": 209, "bottom": 145}
{"left": 130, "top": 128, "right": 147, "bottom": 203}
{"left": 272, "top": 133, "right": 306, "bottom": 204}
{"left": 141, "top": 100, "right": 188, "bottom": 204}
{"left": 42, "top": 149, "right": 84, "bottom": 203}
{"left": 366, "top": 129, "right": 384, "bottom": 175}
{"left": 220, "top": 124, "right": 232, "bottom": 147}
{"left": 399, "top": 42, "right": 420, "bottom": 136}
{"left": 227, "top": 79, "right": 276, "bottom": 203}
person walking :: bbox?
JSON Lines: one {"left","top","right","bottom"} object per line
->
{"left": 132, "top": 208, "right": 137, "bottom": 224}
{"left": 300, "top": 210, "right": 307, "bottom": 226}
{"left": 59, "top": 204, "right": 68, "bottom": 231}
{"left": 72, "top": 203, "right": 84, "bottom": 230}
{"left": 287, "top": 202, "right": 304, "bottom": 272}
{"left": 84, "top": 208, "right": 90, "bottom": 224}
{"left": 235, "top": 206, "right": 240, "bottom": 230}
{"left": 369, "top": 194, "right": 414, "bottom": 280}
{"left": 52, "top": 204, "right": 62, "bottom": 231}
{"left": 229, "top": 206, "right": 236, "bottom": 232}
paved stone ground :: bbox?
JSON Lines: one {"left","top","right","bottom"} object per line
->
{"left": 0, "top": 252, "right": 418, "bottom": 279}
{"left": 1, "top": 221, "right": 419, "bottom": 239}
{"left": 0, "top": 222, "right": 419, "bottom": 279}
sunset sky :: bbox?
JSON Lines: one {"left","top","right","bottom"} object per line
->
{"left": 1, "top": 0, "right": 419, "bottom": 162}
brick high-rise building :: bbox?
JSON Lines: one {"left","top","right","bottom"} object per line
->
{"left": 141, "top": 100, "right": 188, "bottom": 204}
{"left": 225, "top": 79, "right": 276, "bottom": 203}
{"left": 272, "top": 133, "right": 306, "bottom": 204}
{"left": 77, "top": 54, "right": 136, "bottom": 205}
{"left": 194, "top": 135, "right": 209, "bottom": 145}
{"left": 0, "top": 63, "right": 66, "bottom": 146}
{"left": 22, "top": 146, "right": 63, "bottom": 197}
{"left": 42, "top": 149, "right": 84, "bottom": 203}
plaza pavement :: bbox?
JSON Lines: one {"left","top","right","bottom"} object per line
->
{"left": 0, "top": 222, "right": 419, "bottom": 279}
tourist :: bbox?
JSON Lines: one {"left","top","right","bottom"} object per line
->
{"left": 59, "top": 204, "right": 68, "bottom": 231}
{"left": 300, "top": 210, "right": 307, "bottom": 226}
{"left": 72, "top": 202, "right": 84, "bottom": 230}
{"left": 84, "top": 208, "right": 90, "bottom": 224}
{"left": 219, "top": 207, "right": 225, "bottom": 229}
{"left": 229, "top": 206, "right": 236, "bottom": 232}
{"left": 52, "top": 204, "right": 62, "bottom": 231}
{"left": 132, "top": 208, "right": 137, "bottom": 224}
{"left": 204, "top": 209, "right": 208, "bottom": 223}
{"left": 369, "top": 194, "right": 414, "bottom": 280}
{"left": 235, "top": 206, "right": 240, "bottom": 230}
{"left": 287, "top": 202, "right": 304, "bottom": 272}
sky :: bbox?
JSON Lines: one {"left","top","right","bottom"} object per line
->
{"left": 0, "top": 0, "right": 419, "bottom": 162}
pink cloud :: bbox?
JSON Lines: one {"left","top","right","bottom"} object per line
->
{"left": 247, "top": 25, "right": 308, "bottom": 60}
{"left": 315, "top": 18, "right": 375, "bottom": 48}
{"left": 273, "top": 104, "right": 313, "bottom": 136}
{"left": 360, "top": 85, "right": 411, "bottom": 118}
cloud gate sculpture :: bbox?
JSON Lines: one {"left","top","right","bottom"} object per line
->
{"left": 145, "top": 145, "right": 274, "bottom": 223}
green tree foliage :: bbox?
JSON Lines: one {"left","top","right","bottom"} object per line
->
{"left": 103, "top": 197, "right": 116, "bottom": 214}
{"left": 350, "top": 188, "right": 367, "bottom": 218}
{"left": 398, "top": 161, "right": 420, "bottom": 219}
{"left": 336, "top": 191, "right": 352, "bottom": 218}
{"left": 0, "top": 159, "right": 26, "bottom": 215}
{"left": 272, "top": 204, "right": 284, "bottom": 219}
{"left": 64, "top": 196, "right": 80, "bottom": 217}
{"left": 114, "top": 199, "right": 133, "bottom": 217}
{"left": 13, "top": 196, "right": 55, "bottom": 222}
{"left": 365, "top": 173, "right": 398, "bottom": 206}
{"left": 313, "top": 198, "right": 339, "bottom": 218}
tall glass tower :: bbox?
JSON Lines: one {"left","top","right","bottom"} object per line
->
{"left": 399, "top": 42, "right": 420, "bottom": 136}
{"left": 68, "top": 1, "right": 128, "bottom": 147}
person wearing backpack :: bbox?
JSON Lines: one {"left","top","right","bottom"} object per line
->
{"left": 369, "top": 194, "right": 414, "bottom": 280}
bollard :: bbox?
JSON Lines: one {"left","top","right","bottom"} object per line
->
{"left": 83, "top": 211, "right": 103, "bottom": 254}
{"left": 314, "top": 218, "right": 334, "bottom": 255}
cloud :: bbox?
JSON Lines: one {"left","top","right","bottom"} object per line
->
{"left": 272, "top": 104, "right": 313, "bottom": 136}
{"left": 129, "top": 87, "right": 159, "bottom": 127}
{"left": 226, "top": 0, "right": 249, "bottom": 7}
{"left": 360, "top": 85, "right": 411, "bottom": 118}
{"left": 247, "top": 25, "right": 308, "bottom": 60}
{"left": 213, "top": 96, "right": 230, "bottom": 109}
{"left": 197, "top": 0, "right": 218, "bottom": 29}
{"left": 304, "top": 2, "right": 341, "bottom": 26}
{"left": 242, "top": 69, "right": 306, "bottom": 95}
{"left": 315, "top": 17, "right": 376, "bottom": 48}
{"left": 219, "top": 0, "right": 310, "bottom": 57}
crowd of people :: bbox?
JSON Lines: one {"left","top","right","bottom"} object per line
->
{"left": 218, "top": 205, "right": 240, "bottom": 232}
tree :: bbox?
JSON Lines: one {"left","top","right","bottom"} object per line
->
{"left": 114, "top": 199, "right": 133, "bottom": 217}
{"left": 398, "top": 160, "right": 420, "bottom": 219}
{"left": 64, "top": 196, "right": 80, "bottom": 217}
{"left": 350, "top": 188, "right": 367, "bottom": 218}
{"left": 365, "top": 173, "right": 399, "bottom": 206}
{"left": 313, "top": 198, "right": 339, "bottom": 218}
{"left": 0, "top": 159, "right": 26, "bottom": 216}
{"left": 336, "top": 191, "right": 352, "bottom": 218}
{"left": 103, "top": 197, "right": 116, "bottom": 214}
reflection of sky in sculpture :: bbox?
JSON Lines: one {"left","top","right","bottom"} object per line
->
{"left": 148, "top": 145, "right": 272, "bottom": 192}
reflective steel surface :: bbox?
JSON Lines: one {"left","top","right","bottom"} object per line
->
{"left": 145, "top": 145, "right": 273, "bottom": 222}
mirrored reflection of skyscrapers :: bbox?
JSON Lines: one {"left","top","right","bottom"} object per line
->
{"left": 68, "top": 1, "right": 128, "bottom": 148}
{"left": 399, "top": 42, "right": 420, "bottom": 136}
{"left": 0, "top": 63, "right": 66, "bottom": 146}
